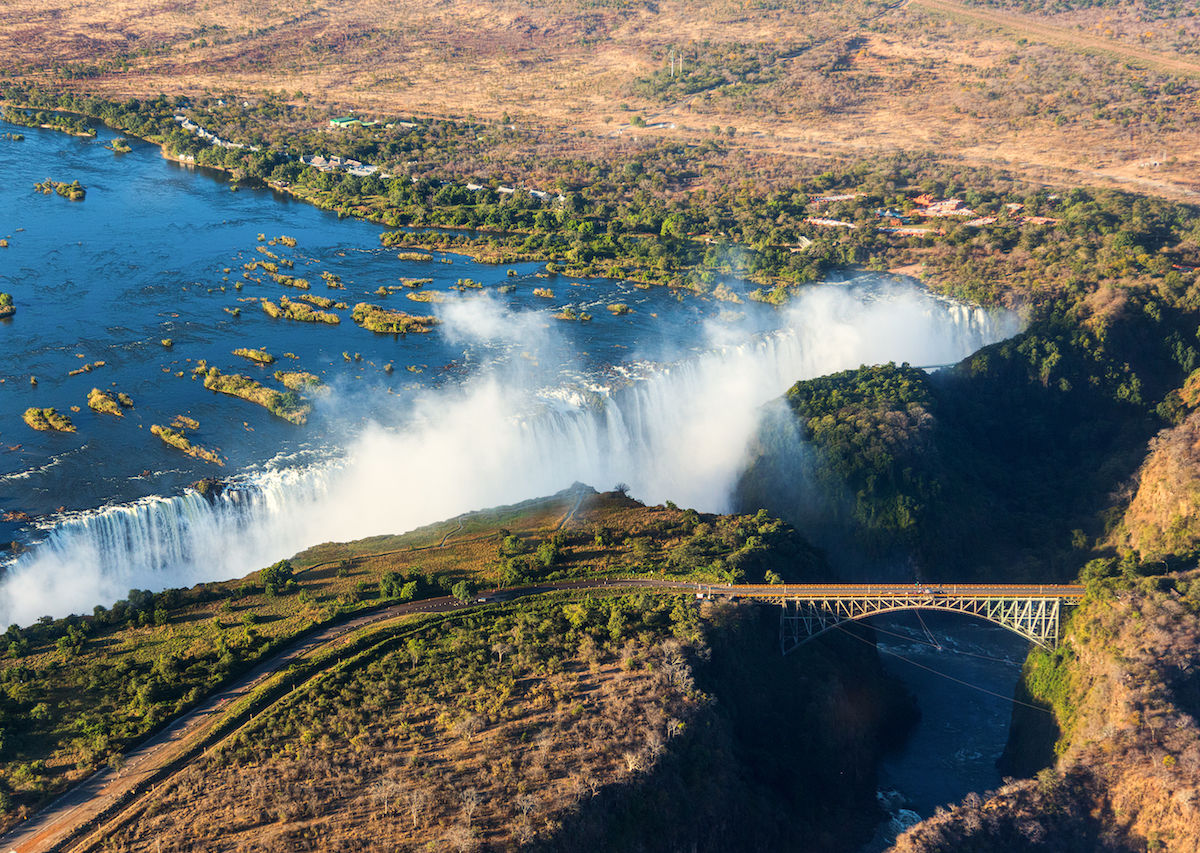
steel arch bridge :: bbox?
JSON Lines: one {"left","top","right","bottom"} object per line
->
{"left": 690, "top": 583, "right": 1085, "bottom": 653}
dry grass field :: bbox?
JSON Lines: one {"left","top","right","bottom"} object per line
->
{"left": 0, "top": 487, "right": 810, "bottom": 834}
{"left": 1, "top": 0, "right": 1198, "bottom": 199}
{"left": 95, "top": 595, "right": 705, "bottom": 851}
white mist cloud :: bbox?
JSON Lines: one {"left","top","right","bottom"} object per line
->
{"left": 436, "top": 293, "right": 552, "bottom": 347}
{"left": 0, "top": 282, "right": 1021, "bottom": 624}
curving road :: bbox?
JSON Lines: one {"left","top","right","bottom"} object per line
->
{"left": 0, "top": 578, "right": 676, "bottom": 853}
{"left": 0, "top": 579, "right": 1081, "bottom": 852}
{"left": 0, "top": 593, "right": 473, "bottom": 853}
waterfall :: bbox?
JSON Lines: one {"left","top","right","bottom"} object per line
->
{"left": 0, "top": 283, "right": 1020, "bottom": 625}
{"left": 0, "top": 465, "right": 337, "bottom": 624}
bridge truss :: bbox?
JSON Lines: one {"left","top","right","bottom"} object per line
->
{"left": 778, "top": 591, "right": 1066, "bottom": 654}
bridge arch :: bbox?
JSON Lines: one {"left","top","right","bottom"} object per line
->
{"left": 778, "top": 593, "right": 1067, "bottom": 654}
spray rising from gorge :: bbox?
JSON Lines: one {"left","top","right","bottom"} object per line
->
{"left": 0, "top": 284, "right": 1020, "bottom": 625}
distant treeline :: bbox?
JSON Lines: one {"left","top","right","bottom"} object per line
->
{"left": 4, "top": 85, "right": 1196, "bottom": 307}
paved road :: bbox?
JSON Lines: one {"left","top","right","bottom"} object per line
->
{"left": 696, "top": 582, "right": 1086, "bottom": 600}
{"left": 0, "top": 579, "right": 1082, "bottom": 852}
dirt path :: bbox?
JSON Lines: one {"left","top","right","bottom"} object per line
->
{"left": 0, "top": 595, "right": 470, "bottom": 853}
{"left": 2, "top": 573, "right": 1081, "bottom": 850}
{"left": 555, "top": 484, "right": 590, "bottom": 531}
{"left": 909, "top": 0, "right": 1200, "bottom": 77}
{"left": 0, "top": 575, "right": 686, "bottom": 853}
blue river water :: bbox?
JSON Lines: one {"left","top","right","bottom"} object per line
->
{"left": 0, "top": 119, "right": 783, "bottom": 540}
{"left": 862, "top": 612, "right": 1029, "bottom": 849}
{"left": 0, "top": 116, "right": 1034, "bottom": 848}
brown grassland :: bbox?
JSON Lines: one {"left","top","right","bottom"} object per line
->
{"left": 0, "top": 0, "right": 1198, "bottom": 200}
{"left": 0, "top": 489, "right": 811, "bottom": 834}
{"left": 90, "top": 594, "right": 706, "bottom": 851}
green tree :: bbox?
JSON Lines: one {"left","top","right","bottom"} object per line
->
{"left": 535, "top": 540, "right": 559, "bottom": 569}
{"left": 260, "top": 559, "right": 294, "bottom": 590}
{"left": 380, "top": 571, "right": 403, "bottom": 598}
{"left": 452, "top": 580, "right": 473, "bottom": 603}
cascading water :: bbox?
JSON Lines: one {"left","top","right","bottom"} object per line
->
{"left": 0, "top": 283, "right": 1020, "bottom": 625}
{"left": 1, "top": 464, "right": 338, "bottom": 623}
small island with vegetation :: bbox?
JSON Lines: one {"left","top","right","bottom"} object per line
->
{"left": 261, "top": 295, "right": 340, "bottom": 325}
{"left": 274, "top": 370, "right": 327, "bottom": 394}
{"left": 200, "top": 367, "right": 312, "bottom": 425}
{"left": 34, "top": 178, "right": 86, "bottom": 200}
{"left": 267, "top": 272, "right": 309, "bottom": 289}
{"left": 86, "top": 388, "right": 126, "bottom": 417}
{"left": 23, "top": 407, "right": 75, "bottom": 432}
{"left": 554, "top": 306, "right": 592, "bottom": 322}
{"left": 351, "top": 302, "right": 439, "bottom": 335}
{"left": 232, "top": 347, "right": 275, "bottom": 365}
{"left": 67, "top": 360, "right": 105, "bottom": 377}
{"left": 295, "top": 293, "right": 346, "bottom": 311}
{"left": 0, "top": 292, "right": 13, "bottom": 319}
{"left": 150, "top": 424, "right": 224, "bottom": 466}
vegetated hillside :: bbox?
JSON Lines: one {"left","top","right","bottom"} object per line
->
{"left": 1112, "top": 388, "right": 1200, "bottom": 563}
{"left": 737, "top": 294, "right": 1200, "bottom": 581}
{"left": 95, "top": 595, "right": 914, "bottom": 853}
{"left": 737, "top": 362, "right": 947, "bottom": 570}
{"left": 881, "top": 363, "right": 1200, "bottom": 853}
{"left": 891, "top": 564, "right": 1200, "bottom": 853}
{"left": 0, "top": 488, "right": 825, "bottom": 835}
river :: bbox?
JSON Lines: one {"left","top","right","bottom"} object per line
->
{"left": 862, "top": 612, "right": 1030, "bottom": 849}
{"left": 0, "top": 115, "right": 1034, "bottom": 848}
{"left": 0, "top": 118, "right": 1017, "bottom": 626}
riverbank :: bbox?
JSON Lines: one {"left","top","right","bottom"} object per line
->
{"left": 894, "top": 570, "right": 1200, "bottom": 852}
{"left": 157, "top": 136, "right": 689, "bottom": 285}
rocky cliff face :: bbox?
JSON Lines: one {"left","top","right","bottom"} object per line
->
{"left": 1115, "top": 409, "right": 1200, "bottom": 563}
{"left": 540, "top": 602, "right": 919, "bottom": 853}
{"left": 892, "top": 571, "right": 1200, "bottom": 853}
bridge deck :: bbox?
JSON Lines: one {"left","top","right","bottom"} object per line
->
{"left": 703, "top": 583, "right": 1085, "bottom": 601}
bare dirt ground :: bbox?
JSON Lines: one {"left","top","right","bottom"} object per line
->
{"left": 911, "top": 0, "right": 1200, "bottom": 76}
{"left": 0, "top": 0, "right": 1196, "bottom": 190}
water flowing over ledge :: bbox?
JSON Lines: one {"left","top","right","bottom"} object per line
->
{"left": 0, "top": 283, "right": 1020, "bottom": 624}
